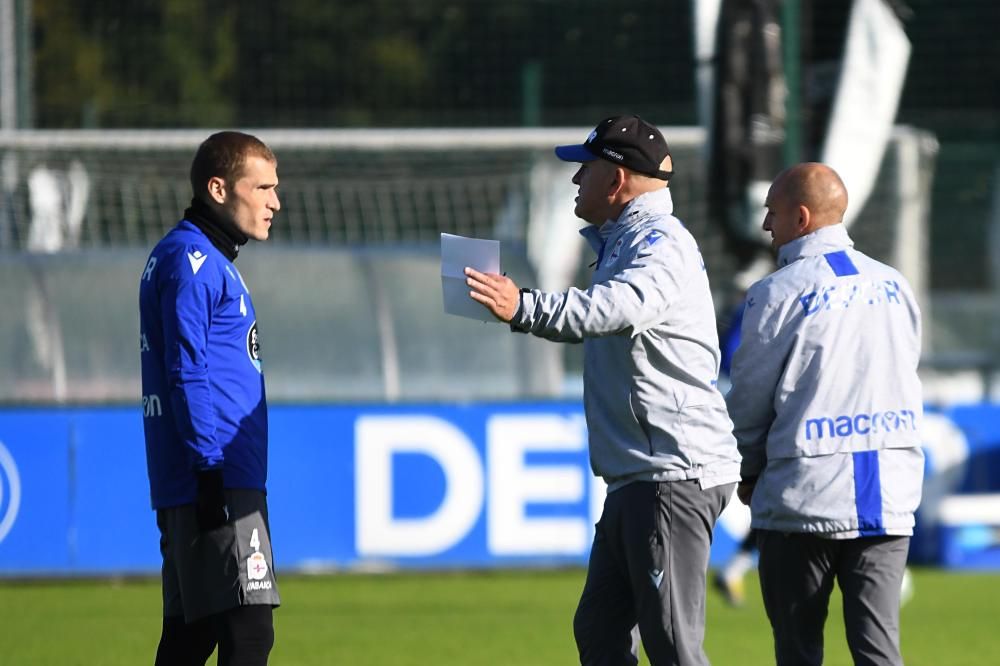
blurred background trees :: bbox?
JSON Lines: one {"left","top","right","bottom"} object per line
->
{"left": 12, "top": 0, "right": 1000, "bottom": 291}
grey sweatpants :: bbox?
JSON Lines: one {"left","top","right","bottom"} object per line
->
{"left": 573, "top": 480, "right": 734, "bottom": 666}
{"left": 757, "top": 530, "right": 909, "bottom": 666}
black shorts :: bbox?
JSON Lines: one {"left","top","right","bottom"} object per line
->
{"left": 157, "top": 489, "right": 281, "bottom": 622}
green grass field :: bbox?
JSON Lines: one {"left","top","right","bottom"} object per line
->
{"left": 1, "top": 567, "right": 997, "bottom": 665}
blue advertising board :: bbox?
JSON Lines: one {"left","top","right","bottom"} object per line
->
{"left": 0, "top": 402, "right": 998, "bottom": 576}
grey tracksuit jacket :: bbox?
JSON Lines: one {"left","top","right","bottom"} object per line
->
{"left": 727, "top": 224, "right": 924, "bottom": 536}
{"left": 513, "top": 188, "right": 741, "bottom": 492}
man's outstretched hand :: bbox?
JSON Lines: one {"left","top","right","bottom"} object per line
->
{"left": 465, "top": 267, "right": 521, "bottom": 323}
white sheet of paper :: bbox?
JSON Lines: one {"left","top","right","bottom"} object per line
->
{"left": 441, "top": 233, "right": 501, "bottom": 322}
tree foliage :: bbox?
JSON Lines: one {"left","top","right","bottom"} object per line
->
{"left": 31, "top": 0, "right": 695, "bottom": 128}
{"left": 28, "top": 0, "right": 997, "bottom": 131}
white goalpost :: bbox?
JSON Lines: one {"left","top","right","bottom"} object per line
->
{"left": 0, "top": 126, "right": 937, "bottom": 403}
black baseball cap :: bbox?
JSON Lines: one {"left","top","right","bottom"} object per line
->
{"left": 555, "top": 115, "right": 673, "bottom": 180}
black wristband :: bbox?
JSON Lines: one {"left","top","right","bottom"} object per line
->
{"left": 509, "top": 288, "right": 532, "bottom": 333}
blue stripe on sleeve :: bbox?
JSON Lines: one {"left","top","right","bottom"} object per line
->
{"left": 824, "top": 250, "right": 859, "bottom": 276}
{"left": 853, "top": 450, "right": 886, "bottom": 536}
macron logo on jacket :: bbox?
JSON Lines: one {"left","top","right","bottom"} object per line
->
{"left": 804, "top": 409, "right": 918, "bottom": 441}
{"left": 187, "top": 250, "right": 208, "bottom": 274}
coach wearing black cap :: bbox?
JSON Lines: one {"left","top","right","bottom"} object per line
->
{"left": 467, "top": 115, "right": 740, "bottom": 665}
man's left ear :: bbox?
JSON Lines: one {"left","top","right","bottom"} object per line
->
{"left": 608, "top": 167, "right": 627, "bottom": 198}
{"left": 797, "top": 204, "right": 811, "bottom": 232}
{"left": 207, "top": 176, "right": 227, "bottom": 205}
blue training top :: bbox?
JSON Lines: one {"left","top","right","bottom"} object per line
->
{"left": 139, "top": 219, "right": 268, "bottom": 509}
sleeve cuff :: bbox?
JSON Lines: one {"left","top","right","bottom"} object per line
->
{"left": 509, "top": 288, "right": 533, "bottom": 333}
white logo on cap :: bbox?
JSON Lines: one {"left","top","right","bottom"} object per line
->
{"left": 586, "top": 130, "right": 598, "bottom": 143}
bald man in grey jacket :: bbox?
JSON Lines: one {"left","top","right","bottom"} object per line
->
{"left": 727, "top": 163, "right": 923, "bottom": 666}
{"left": 466, "top": 115, "right": 740, "bottom": 666}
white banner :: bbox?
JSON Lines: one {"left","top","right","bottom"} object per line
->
{"left": 821, "top": 0, "right": 911, "bottom": 227}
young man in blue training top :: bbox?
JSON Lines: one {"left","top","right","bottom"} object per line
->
{"left": 139, "top": 131, "right": 281, "bottom": 665}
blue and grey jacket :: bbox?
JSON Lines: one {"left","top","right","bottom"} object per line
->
{"left": 139, "top": 220, "right": 268, "bottom": 510}
{"left": 727, "top": 224, "right": 923, "bottom": 537}
{"left": 512, "top": 188, "right": 741, "bottom": 491}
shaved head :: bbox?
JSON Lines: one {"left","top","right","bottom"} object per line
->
{"left": 762, "top": 162, "right": 850, "bottom": 251}
{"left": 774, "top": 162, "right": 848, "bottom": 229}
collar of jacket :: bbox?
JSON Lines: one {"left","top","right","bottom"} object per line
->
{"left": 777, "top": 223, "right": 855, "bottom": 267}
{"left": 578, "top": 187, "right": 674, "bottom": 253}
{"left": 182, "top": 197, "right": 248, "bottom": 262}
